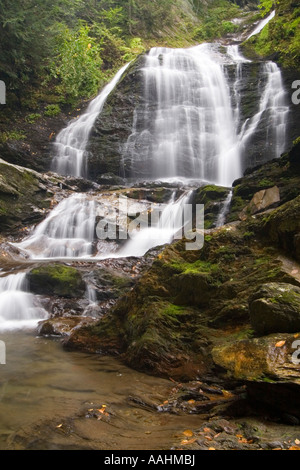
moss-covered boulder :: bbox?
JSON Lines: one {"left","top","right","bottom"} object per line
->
{"left": 28, "top": 263, "right": 85, "bottom": 298}
{"left": 194, "top": 184, "right": 230, "bottom": 229}
{"left": 249, "top": 283, "right": 300, "bottom": 335}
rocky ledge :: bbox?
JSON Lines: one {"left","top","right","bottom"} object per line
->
{"left": 65, "top": 138, "right": 300, "bottom": 423}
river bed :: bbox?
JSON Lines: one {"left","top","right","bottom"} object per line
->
{"left": 0, "top": 329, "right": 203, "bottom": 450}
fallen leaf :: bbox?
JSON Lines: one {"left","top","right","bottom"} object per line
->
{"left": 203, "top": 427, "right": 212, "bottom": 433}
{"left": 205, "top": 436, "right": 213, "bottom": 441}
{"left": 183, "top": 430, "right": 194, "bottom": 437}
{"left": 208, "top": 447, "right": 216, "bottom": 451}
{"left": 275, "top": 340, "right": 286, "bottom": 348}
{"left": 181, "top": 438, "right": 196, "bottom": 445}
{"left": 56, "top": 424, "right": 63, "bottom": 428}
{"left": 289, "top": 446, "right": 300, "bottom": 450}
{"left": 295, "top": 439, "right": 300, "bottom": 445}
{"left": 188, "top": 399, "right": 195, "bottom": 405}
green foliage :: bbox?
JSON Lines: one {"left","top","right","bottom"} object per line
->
{"left": 49, "top": 23, "right": 104, "bottom": 101}
{"left": 192, "top": 0, "right": 240, "bottom": 41}
{"left": 247, "top": 0, "right": 300, "bottom": 70}
{"left": 258, "top": 0, "right": 275, "bottom": 15}
{"left": 44, "top": 104, "right": 61, "bottom": 117}
{"left": 25, "top": 113, "right": 42, "bottom": 124}
{"left": 0, "top": 130, "right": 26, "bottom": 143}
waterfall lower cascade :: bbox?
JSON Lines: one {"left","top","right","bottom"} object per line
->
{"left": 0, "top": 273, "right": 47, "bottom": 331}
{"left": 17, "top": 194, "right": 97, "bottom": 259}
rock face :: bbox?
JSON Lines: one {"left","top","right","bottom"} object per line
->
{"left": 0, "top": 158, "right": 52, "bottom": 232}
{"left": 228, "top": 139, "right": 300, "bottom": 223}
{"left": 212, "top": 333, "right": 300, "bottom": 384}
{"left": 86, "top": 54, "right": 299, "bottom": 183}
{"left": 86, "top": 56, "right": 144, "bottom": 182}
{"left": 249, "top": 283, "right": 300, "bottom": 335}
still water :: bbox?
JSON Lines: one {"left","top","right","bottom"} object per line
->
{"left": 0, "top": 330, "right": 202, "bottom": 450}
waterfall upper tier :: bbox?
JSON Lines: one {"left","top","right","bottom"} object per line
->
{"left": 85, "top": 43, "right": 290, "bottom": 187}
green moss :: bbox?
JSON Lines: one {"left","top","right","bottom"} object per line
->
{"left": 29, "top": 263, "right": 85, "bottom": 298}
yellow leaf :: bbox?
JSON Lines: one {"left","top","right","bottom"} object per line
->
{"left": 188, "top": 399, "right": 195, "bottom": 404}
{"left": 203, "top": 427, "right": 212, "bottom": 433}
{"left": 208, "top": 447, "right": 216, "bottom": 451}
{"left": 295, "top": 439, "right": 300, "bottom": 445}
{"left": 275, "top": 340, "right": 286, "bottom": 348}
{"left": 183, "top": 430, "right": 194, "bottom": 437}
{"left": 289, "top": 446, "right": 300, "bottom": 450}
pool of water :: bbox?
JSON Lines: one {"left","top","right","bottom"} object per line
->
{"left": 0, "top": 330, "right": 202, "bottom": 450}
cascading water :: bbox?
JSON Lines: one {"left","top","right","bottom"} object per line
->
{"left": 239, "top": 60, "right": 289, "bottom": 159}
{"left": 117, "top": 190, "right": 193, "bottom": 258}
{"left": 16, "top": 194, "right": 97, "bottom": 259}
{"left": 123, "top": 44, "right": 242, "bottom": 187}
{"left": 1, "top": 37, "right": 290, "bottom": 329}
{"left": 52, "top": 63, "right": 130, "bottom": 178}
{"left": 0, "top": 273, "right": 47, "bottom": 331}
{"left": 247, "top": 10, "right": 275, "bottom": 40}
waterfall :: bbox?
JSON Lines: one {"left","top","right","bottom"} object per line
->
{"left": 0, "top": 273, "right": 47, "bottom": 331}
{"left": 51, "top": 63, "right": 130, "bottom": 178}
{"left": 247, "top": 10, "right": 275, "bottom": 40}
{"left": 123, "top": 44, "right": 242, "bottom": 187}
{"left": 239, "top": 61, "right": 289, "bottom": 159}
{"left": 117, "top": 190, "right": 193, "bottom": 258}
{"left": 16, "top": 194, "right": 97, "bottom": 259}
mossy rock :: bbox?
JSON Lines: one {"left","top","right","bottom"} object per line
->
{"left": 28, "top": 263, "right": 86, "bottom": 298}
{"left": 212, "top": 332, "right": 300, "bottom": 385}
{"left": 249, "top": 282, "right": 300, "bottom": 335}
{"left": 0, "top": 158, "right": 52, "bottom": 232}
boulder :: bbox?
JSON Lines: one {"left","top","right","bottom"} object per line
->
{"left": 212, "top": 333, "right": 300, "bottom": 384}
{"left": 28, "top": 263, "right": 86, "bottom": 298}
{"left": 249, "top": 282, "right": 300, "bottom": 335}
{"left": 241, "top": 186, "right": 280, "bottom": 218}
{"left": 0, "top": 158, "right": 52, "bottom": 232}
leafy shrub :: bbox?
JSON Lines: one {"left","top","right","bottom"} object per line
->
{"left": 44, "top": 104, "right": 61, "bottom": 117}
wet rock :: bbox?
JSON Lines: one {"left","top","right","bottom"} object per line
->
{"left": 194, "top": 184, "right": 231, "bottom": 229}
{"left": 212, "top": 332, "right": 300, "bottom": 384}
{"left": 97, "top": 173, "right": 125, "bottom": 186}
{"left": 239, "top": 186, "right": 280, "bottom": 219}
{"left": 38, "top": 316, "right": 95, "bottom": 337}
{"left": 249, "top": 282, "right": 300, "bottom": 334}
{"left": 28, "top": 263, "right": 86, "bottom": 298}
{"left": 0, "top": 158, "right": 52, "bottom": 232}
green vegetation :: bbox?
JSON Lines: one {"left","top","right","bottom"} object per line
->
{"left": 0, "top": 0, "right": 244, "bottom": 111}
{"left": 44, "top": 104, "right": 61, "bottom": 117}
{"left": 0, "top": 130, "right": 26, "bottom": 143}
{"left": 243, "top": 0, "right": 300, "bottom": 70}
{"left": 192, "top": 0, "right": 240, "bottom": 42}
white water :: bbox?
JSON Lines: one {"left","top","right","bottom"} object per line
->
{"left": 52, "top": 63, "right": 130, "bottom": 178}
{"left": 1, "top": 41, "right": 289, "bottom": 329}
{"left": 0, "top": 273, "right": 47, "bottom": 331}
{"left": 124, "top": 44, "right": 242, "bottom": 187}
{"left": 16, "top": 194, "right": 97, "bottom": 259}
{"left": 117, "top": 191, "right": 193, "bottom": 258}
{"left": 239, "top": 61, "right": 289, "bottom": 157}
{"left": 247, "top": 10, "right": 275, "bottom": 40}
